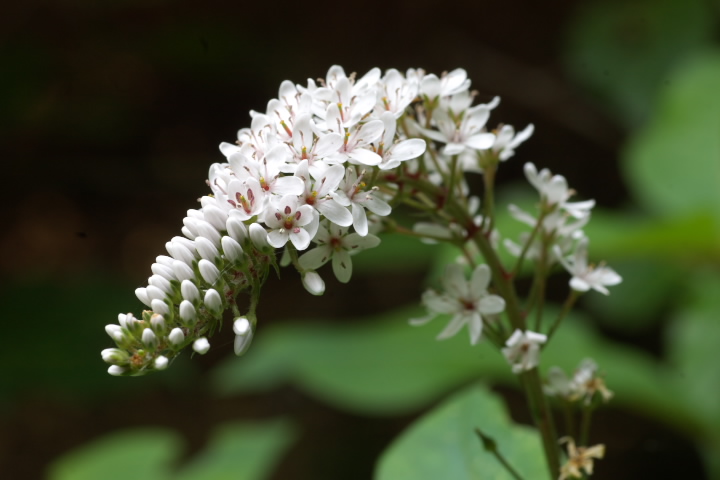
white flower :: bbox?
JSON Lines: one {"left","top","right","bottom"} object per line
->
{"left": 375, "top": 68, "right": 419, "bottom": 118}
{"left": 555, "top": 238, "right": 621, "bottom": 295}
{"left": 294, "top": 160, "right": 352, "bottom": 226}
{"left": 419, "top": 68, "right": 471, "bottom": 100}
{"left": 523, "top": 163, "right": 595, "bottom": 217}
{"left": 501, "top": 329, "right": 547, "bottom": 374}
{"left": 420, "top": 103, "right": 496, "bottom": 157}
{"left": 264, "top": 194, "right": 318, "bottom": 250}
{"left": 332, "top": 167, "right": 391, "bottom": 236}
{"left": 226, "top": 178, "right": 266, "bottom": 221}
{"left": 492, "top": 123, "right": 534, "bottom": 161}
{"left": 559, "top": 438, "right": 605, "bottom": 480}
{"left": 299, "top": 222, "right": 380, "bottom": 283}
{"left": 411, "top": 264, "right": 506, "bottom": 345}
{"left": 375, "top": 111, "right": 426, "bottom": 170}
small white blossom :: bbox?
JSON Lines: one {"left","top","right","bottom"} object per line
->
{"left": 411, "top": 264, "right": 505, "bottom": 345}
{"left": 555, "top": 238, "right": 622, "bottom": 295}
{"left": 501, "top": 329, "right": 547, "bottom": 373}
{"left": 193, "top": 337, "right": 210, "bottom": 355}
{"left": 299, "top": 222, "right": 380, "bottom": 283}
{"left": 264, "top": 194, "right": 318, "bottom": 250}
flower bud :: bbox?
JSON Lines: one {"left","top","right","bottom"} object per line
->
{"left": 154, "top": 355, "right": 169, "bottom": 370}
{"left": 233, "top": 317, "right": 254, "bottom": 356}
{"left": 105, "top": 324, "right": 125, "bottom": 343}
{"left": 122, "top": 313, "right": 143, "bottom": 336}
{"left": 151, "top": 263, "right": 176, "bottom": 281}
{"left": 149, "top": 275, "right": 173, "bottom": 295}
{"left": 168, "top": 327, "right": 185, "bottom": 347}
{"left": 101, "top": 348, "right": 129, "bottom": 365}
{"left": 181, "top": 280, "right": 200, "bottom": 302}
{"left": 203, "top": 205, "right": 227, "bottom": 232}
{"left": 142, "top": 328, "right": 158, "bottom": 350}
{"left": 151, "top": 298, "right": 170, "bottom": 316}
{"left": 179, "top": 300, "right": 197, "bottom": 326}
{"left": 108, "top": 365, "right": 127, "bottom": 376}
{"left": 155, "top": 255, "right": 175, "bottom": 267}
{"left": 196, "top": 236, "right": 220, "bottom": 261}
{"left": 135, "top": 288, "right": 152, "bottom": 307}
{"left": 181, "top": 226, "right": 197, "bottom": 240}
{"left": 221, "top": 236, "right": 244, "bottom": 264}
{"left": 198, "top": 259, "right": 221, "bottom": 285}
{"left": 150, "top": 314, "right": 167, "bottom": 335}
{"left": 193, "top": 337, "right": 210, "bottom": 355}
{"left": 204, "top": 288, "right": 223, "bottom": 314}
{"left": 226, "top": 214, "right": 248, "bottom": 243}
{"left": 249, "top": 223, "right": 269, "bottom": 251}
{"left": 193, "top": 219, "right": 221, "bottom": 246}
{"left": 167, "top": 240, "right": 195, "bottom": 266}
{"left": 302, "top": 271, "right": 325, "bottom": 296}
{"left": 146, "top": 285, "right": 167, "bottom": 302}
{"left": 172, "top": 260, "right": 195, "bottom": 282}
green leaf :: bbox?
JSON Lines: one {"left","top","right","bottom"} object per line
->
{"left": 177, "top": 419, "right": 297, "bottom": 480}
{"left": 624, "top": 51, "right": 720, "bottom": 221}
{"left": 564, "top": 0, "right": 714, "bottom": 127}
{"left": 666, "top": 271, "right": 720, "bottom": 432}
{"left": 211, "top": 306, "right": 511, "bottom": 415}
{"left": 48, "top": 429, "right": 181, "bottom": 480}
{"left": 48, "top": 420, "right": 297, "bottom": 480}
{"left": 375, "top": 384, "right": 545, "bottom": 480}
{"left": 581, "top": 258, "right": 683, "bottom": 332}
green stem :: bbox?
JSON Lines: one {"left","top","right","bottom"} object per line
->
{"left": 580, "top": 404, "right": 594, "bottom": 447}
{"left": 562, "top": 399, "right": 576, "bottom": 440}
{"left": 474, "top": 428, "right": 525, "bottom": 480}
{"left": 533, "top": 249, "right": 548, "bottom": 332}
{"left": 481, "top": 163, "right": 497, "bottom": 232}
{"left": 522, "top": 369, "right": 561, "bottom": 479}
{"left": 547, "top": 290, "right": 580, "bottom": 340}
{"left": 511, "top": 210, "right": 547, "bottom": 276}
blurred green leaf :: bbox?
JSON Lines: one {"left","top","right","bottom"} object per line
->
{"left": 624, "top": 51, "right": 720, "bottom": 220}
{"left": 177, "top": 419, "right": 297, "bottom": 480}
{"left": 211, "top": 306, "right": 511, "bottom": 415}
{"left": 564, "top": 0, "right": 715, "bottom": 127}
{"left": 211, "top": 302, "right": 698, "bottom": 436}
{"left": 585, "top": 210, "right": 720, "bottom": 262}
{"left": 375, "top": 384, "right": 544, "bottom": 480}
{"left": 667, "top": 271, "right": 720, "bottom": 433}
{"left": 48, "top": 420, "right": 297, "bottom": 480}
{"left": 582, "top": 258, "right": 682, "bottom": 332}
{"left": 48, "top": 429, "right": 180, "bottom": 480}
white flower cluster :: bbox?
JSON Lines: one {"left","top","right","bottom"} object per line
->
{"left": 505, "top": 163, "right": 621, "bottom": 295}
{"left": 105, "top": 66, "right": 517, "bottom": 376}
{"left": 545, "top": 359, "right": 614, "bottom": 405}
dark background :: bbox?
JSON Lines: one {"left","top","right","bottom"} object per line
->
{"left": 1, "top": 0, "right": 713, "bottom": 478}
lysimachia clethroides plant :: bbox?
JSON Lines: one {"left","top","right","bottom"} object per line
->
{"left": 102, "top": 65, "right": 621, "bottom": 480}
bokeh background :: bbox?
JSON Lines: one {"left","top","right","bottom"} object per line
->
{"left": 2, "top": 0, "right": 720, "bottom": 478}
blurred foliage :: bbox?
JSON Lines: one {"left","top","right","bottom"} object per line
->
{"left": 376, "top": 385, "right": 544, "bottom": 480}
{"left": 564, "top": 0, "right": 716, "bottom": 128}
{"left": 48, "top": 419, "right": 296, "bottom": 480}
{"left": 623, "top": 51, "right": 720, "bottom": 221}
